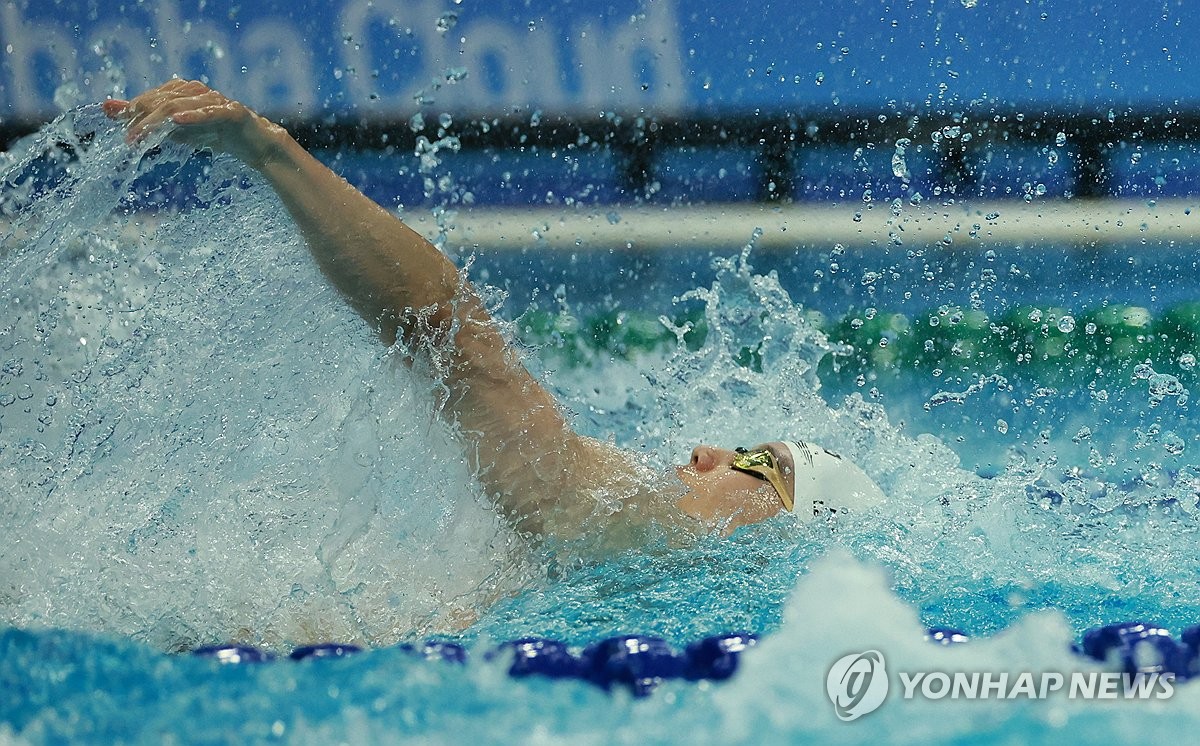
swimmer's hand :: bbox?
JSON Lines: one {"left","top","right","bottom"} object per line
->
{"left": 102, "top": 80, "right": 285, "bottom": 170}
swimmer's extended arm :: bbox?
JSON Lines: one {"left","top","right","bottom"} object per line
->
{"left": 103, "top": 81, "right": 623, "bottom": 537}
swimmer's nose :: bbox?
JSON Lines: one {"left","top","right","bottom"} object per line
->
{"left": 690, "top": 444, "right": 722, "bottom": 472}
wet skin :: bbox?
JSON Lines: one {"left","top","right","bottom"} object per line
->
{"left": 674, "top": 442, "right": 793, "bottom": 534}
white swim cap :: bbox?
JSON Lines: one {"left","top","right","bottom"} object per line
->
{"left": 780, "top": 440, "right": 886, "bottom": 520}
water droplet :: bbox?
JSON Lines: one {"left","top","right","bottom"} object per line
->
{"left": 1147, "top": 372, "right": 1186, "bottom": 405}
{"left": 1055, "top": 131, "right": 1067, "bottom": 147}
{"left": 1057, "top": 315, "right": 1075, "bottom": 333}
{"left": 1164, "top": 432, "right": 1186, "bottom": 455}
{"left": 891, "top": 138, "right": 912, "bottom": 181}
{"left": 1180, "top": 353, "right": 1196, "bottom": 370}
{"left": 436, "top": 12, "right": 458, "bottom": 33}
{"left": 996, "top": 419, "right": 1009, "bottom": 434}
{"left": 961, "top": 0, "right": 977, "bottom": 7}
{"left": 815, "top": 71, "right": 825, "bottom": 86}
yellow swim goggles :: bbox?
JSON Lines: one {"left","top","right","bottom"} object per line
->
{"left": 730, "top": 446, "right": 794, "bottom": 512}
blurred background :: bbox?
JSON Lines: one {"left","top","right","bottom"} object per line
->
{"left": 4, "top": 0, "right": 1199, "bottom": 208}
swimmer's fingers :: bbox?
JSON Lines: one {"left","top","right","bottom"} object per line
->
{"left": 106, "top": 80, "right": 225, "bottom": 142}
{"left": 171, "top": 102, "right": 250, "bottom": 127}
{"left": 104, "top": 80, "right": 275, "bottom": 167}
{"left": 104, "top": 79, "right": 203, "bottom": 121}
{"left": 102, "top": 99, "right": 131, "bottom": 119}
{"left": 102, "top": 78, "right": 199, "bottom": 120}
{"left": 125, "top": 92, "right": 225, "bottom": 143}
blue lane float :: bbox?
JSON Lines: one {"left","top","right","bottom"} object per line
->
{"left": 581, "top": 635, "right": 687, "bottom": 696}
{"left": 191, "top": 622, "right": 1200, "bottom": 695}
{"left": 682, "top": 632, "right": 758, "bottom": 681}
{"left": 289, "top": 643, "right": 362, "bottom": 661}
{"left": 489, "top": 638, "right": 582, "bottom": 679}
{"left": 193, "top": 645, "right": 275, "bottom": 664}
{"left": 397, "top": 640, "right": 468, "bottom": 664}
{"left": 1077, "top": 622, "right": 1191, "bottom": 680}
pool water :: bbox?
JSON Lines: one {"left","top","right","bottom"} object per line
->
{"left": 4, "top": 107, "right": 1200, "bottom": 743}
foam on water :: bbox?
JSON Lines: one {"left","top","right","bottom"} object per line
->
{"left": 0, "top": 108, "right": 529, "bottom": 650}
{"left": 3, "top": 107, "right": 1200, "bottom": 742}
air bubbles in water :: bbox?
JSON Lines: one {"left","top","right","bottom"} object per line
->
{"left": 436, "top": 12, "right": 458, "bottom": 33}
{"left": 891, "top": 138, "right": 912, "bottom": 181}
{"left": 1163, "top": 432, "right": 1186, "bottom": 456}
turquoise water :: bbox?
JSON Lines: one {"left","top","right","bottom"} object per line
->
{"left": 4, "top": 107, "right": 1200, "bottom": 743}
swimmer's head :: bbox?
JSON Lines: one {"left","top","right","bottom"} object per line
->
{"left": 675, "top": 440, "right": 885, "bottom": 533}
{"left": 732, "top": 440, "right": 886, "bottom": 520}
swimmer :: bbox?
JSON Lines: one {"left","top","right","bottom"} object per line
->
{"left": 103, "top": 81, "right": 885, "bottom": 551}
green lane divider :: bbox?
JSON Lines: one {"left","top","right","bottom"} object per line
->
{"left": 518, "top": 301, "right": 1200, "bottom": 385}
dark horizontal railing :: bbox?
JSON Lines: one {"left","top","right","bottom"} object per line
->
{"left": 4, "top": 107, "right": 1199, "bottom": 201}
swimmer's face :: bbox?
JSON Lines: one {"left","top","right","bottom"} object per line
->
{"left": 675, "top": 442, "right": 793, "bottom": 534}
